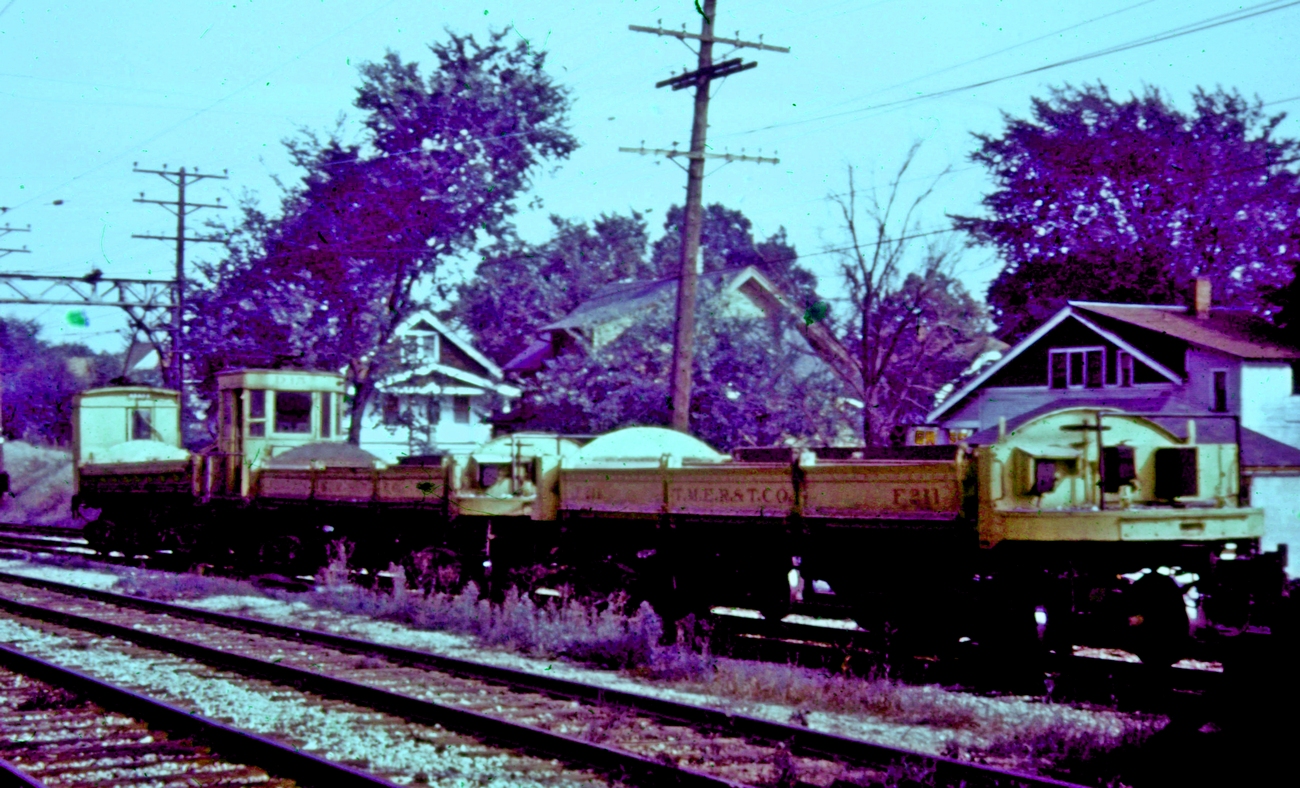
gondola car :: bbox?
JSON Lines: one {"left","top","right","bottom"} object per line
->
{"left": 72, "top": 369, "right": 1288, "bottom": 664}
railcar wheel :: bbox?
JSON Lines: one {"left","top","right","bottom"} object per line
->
{"left": 1128, "top": 572, "right": 1190, "bottom": 667}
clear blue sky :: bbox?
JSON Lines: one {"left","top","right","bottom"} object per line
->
{"left": 2, "top": 0, "right": 1297, "bottom": 352}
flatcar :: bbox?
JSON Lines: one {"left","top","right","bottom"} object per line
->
{"left": 71, "top": 368, "right": 1289, "bottom": 665}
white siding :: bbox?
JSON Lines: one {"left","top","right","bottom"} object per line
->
{"left": 358, "top": 393, "right": 492, "bottom": 465}
{"left": 1250, "top": 475, "right": 1300, "bottom": 577}
{"left": 1240, "top": 362, "right": 1300, "bottom": 450}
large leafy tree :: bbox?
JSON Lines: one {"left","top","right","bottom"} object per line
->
{"left": 954, "top": 84, "right": 1300, "bottom": 342}
{"left": 190, "top": 30, "right": 577, "bottom": 442}
{"left": 450, "top": 204, "right": 808, "bottom": 367}
{"left": 518, "top": 282, "right": 857, "bottom": 450}
{"left": 450, "top": 212, "right": 656, "bottom": 364}
{"left": 651, "top": 204, "right": 814, "bottom": 308}
{"left": 0, "top": 318, "right": 119, "bottom": 446}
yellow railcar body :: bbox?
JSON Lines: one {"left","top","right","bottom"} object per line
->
{"left": 977, "top": 407, "right": 1263, "bottom": 546}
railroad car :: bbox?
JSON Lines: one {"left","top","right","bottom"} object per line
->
{"left": 71, "top": 369, "right": 1288, "bottom": 665}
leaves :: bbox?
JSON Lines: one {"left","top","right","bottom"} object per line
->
{"left": 955, "top": 83, "right": 1300, "bottom": 342}
{"left": 188, "top": 30, "right": 576, "bottom": 442}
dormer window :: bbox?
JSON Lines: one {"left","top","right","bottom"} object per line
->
{"left": 1049, "top": 348, "right": 1104, "bottom": 389}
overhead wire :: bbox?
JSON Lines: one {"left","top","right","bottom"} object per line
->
{"left": 0, "top": 0, "right": 406, "bottom": 218}
{"left": 730, "top": 0, "right": 1300, "bottom": 137}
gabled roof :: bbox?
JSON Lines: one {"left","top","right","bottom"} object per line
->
{"left": 378, "top": 361, "right": 522, "bottom": 398}
{"left": 538, "top": 266, "right": 781, "bottom": 334}
{"left": 926, "top": 306, "right": 1181, "bottom": 423}
{"left": 394, "top": 310, "right": 505, "bottom": 381}
{"left": 501, "top": 266, "right": 865, "bottom": 396}
{"left": 1070, "top": 302, "right": 1300, "bottom": 360}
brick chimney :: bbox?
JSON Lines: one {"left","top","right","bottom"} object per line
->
{"left": 1190, "top": 277, "right": 1212, "bottom": 318}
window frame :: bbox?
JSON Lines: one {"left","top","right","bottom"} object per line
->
{"left": 246, "top": 389, "right": 267, "bottom": 438}
{"left": 272, "top": 391, "right": 314, "bottom": 435}
{"left": 453, "top": 395, "right": 472, "bottom": 424}
{"left": 1211, "top": 369, "right": 1229, "bottom": 413}
{"left": 1048, "top": 346, "right": 1106, "bottom": 390}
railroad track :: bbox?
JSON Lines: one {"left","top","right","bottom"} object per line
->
{"left": 709, "top": 610, "right": 1226, "bottom": 712}
{"left": 0, "top": 570, "right": 1085, "bottom": 788}
{"left": 0, "top": 644, "right": 408, "bottom": 787}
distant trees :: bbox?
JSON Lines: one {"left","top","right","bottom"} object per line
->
{"left": 955, "top": 84, "right": 1300, "bottom": 342}
{"left": 0, "top": 318, "right": 119, "bottom": 446}
{"left": 450, "top": 203, "right": 856, "bottom": 448}
{"left": 190, "top": 30, "right": 577, "bottom": 442}
{"left": 517, "top": 280, "right": 857, "bottom": 450}
{"left": 832, "top": 148, "right": 992, "bottom": 445}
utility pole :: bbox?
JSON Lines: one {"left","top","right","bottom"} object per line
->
{"left": 132, "top": 164, "right": 227, "bottom": 425}
{"left": 626, "top": 1, "right": 787, "bottom": 432}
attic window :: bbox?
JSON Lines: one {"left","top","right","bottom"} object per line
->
{"left": 453, "top": 395, "right": 471, "bottom": 424}
{"left": 1049, "top": 348, "right": 1104, "bottom": 389}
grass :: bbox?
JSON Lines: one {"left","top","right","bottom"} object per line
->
{"left": 18, "top": 546, "right": 1164, "bottom": 779}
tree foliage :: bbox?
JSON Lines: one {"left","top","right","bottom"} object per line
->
{"left": 189, "top": 29, "right": 576, "bottom": 441}
{"left": 651, "top": 204, "right": 816, "bottom": 307}
{"left": 832, "top": 149, "right": 992, "bottom": 445}
{"left": 451, "top": 212, "right": 656, "bottom": 364}
{"left": 0, "top": 318, "right": 120, "bottom": 446}
{"left": 450, "top": 203, "right": 809, "bottom": 365}
{"left": 517, "top": 282, "right": 857, "bottom": 450}
{"left": 449, "top": 204, "right": 853, "bottom": 448}
{"left": 955, "top": 84, "right": 1300, "bottom": 342}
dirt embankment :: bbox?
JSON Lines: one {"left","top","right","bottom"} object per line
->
{"left": 0, "top": 441, "right": 75, "bottom": 525}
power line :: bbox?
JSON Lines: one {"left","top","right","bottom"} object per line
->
{"left": 733, "top": 0, "right": 1300, "bottom": 137}
{"left": 819, "top": 0, "right": 1162, "bottom": 115}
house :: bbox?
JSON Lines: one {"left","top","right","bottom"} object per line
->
{"left": 502, "top": 265, "right": 865, "bottom": 399}
{"left": 358, "top": 311, "right": 520, "bottom": 464}
{"left": 921, "top": 279, "right": 1300, "bottom": 574}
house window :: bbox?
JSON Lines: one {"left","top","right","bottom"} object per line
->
{"left": 1049, "top": 348, "right": 1104, "bottom": 389}
{"left": 1211, "top": 370, "right": 1228, "bottom": 413}
{"left": 247, "top": 390, "right": 266, "bottom": 437}
{"left": 949, "top": 428, "right": 973, "bottom": 442}
{"left": 912, "top": 428, "right": 937, "bottom": 446}
{"left": 427, "top": 398, "right": 442, "bottom": 424}
{"left": 1116, "top": 351, "right": 1134, "bottom": 388}
{"left": 382, "top": 394, "right": 402, "bottom": 426}
{"left": 274, "top": 392, "right": 313, "bottom": 433}
{"left": 453, "top": 395, "right": 471, "bottom": 424}
{"left": 131, "top": 409, "right": 152, "bottom": 441}
{"left": 320, "top": 392, "right": 332, "bottom": 438}
{"left": 1292, "top": 361, "right": 1300, "bottom": 395}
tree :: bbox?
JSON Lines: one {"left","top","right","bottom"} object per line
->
{"left": 190, "top": 30, "right": 577, "bottom": 442}
{"left": 450, "top": 212, "right": 656, "bottom": 364}
{"left": 955, "top": 84, "right": 1300, "bottom": 342}
{"left": 0, "top": 318, "right": 119, "bottom": 446}
{"left": 449, "top": 203, "right": 853, "bottom": 448}
{"left": 518, "top": 280, "right": 857, "bottom": 449}
{"left": 651, "top": 204, "right": 816, "bottom": 308}
{"left": 832, "top": 147, "right": 991, "bottom": 445}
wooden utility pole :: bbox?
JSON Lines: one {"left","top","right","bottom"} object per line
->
{"left": 626, "top": 1, "right": 787, "bottom": 432}
{"left": 133, "top": 165, "right": 228, "bottom": 430}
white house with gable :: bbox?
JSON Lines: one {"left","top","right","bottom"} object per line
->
{"left": 358, "top": 311, "right": 520, "bottom": 464}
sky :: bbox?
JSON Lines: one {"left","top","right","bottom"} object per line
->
{"left": 1, "top": 0, "right": 1298, "bottom": 354}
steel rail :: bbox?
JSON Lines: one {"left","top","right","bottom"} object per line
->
{"left": 0, "top": 757, "right": 45, "bottom": 788}
{"left": 0, "top": 642, "right": 399, "bottom": 788}
{"left": 0, "top": 591, "right": 745, "bottom": 788}
{"left": 0, "top": 571, "right": 1086, "bottom": 788}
